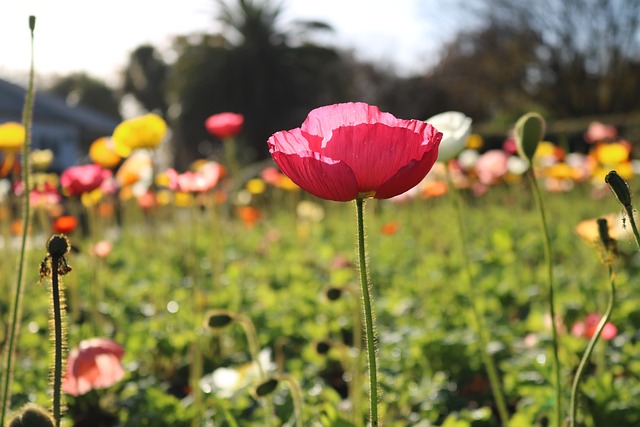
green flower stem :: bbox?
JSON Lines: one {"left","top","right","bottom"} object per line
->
{"left": 569, "top": 261, "right": 616, "bottom": 427}
{"left": 621, "top": 204, "right": 640, "bottom": 252}
{"left": 50, "top": 255, "right": 65, "bottom": 427}
{"left": 355, "top": 198, "right": 379, "bottom": 426}
{"left": 527, "top": 168, "right": 562, "bottom": 427}
{"left": 445, "top": 171, "right": 510, "bottom": 424}
{"left": 0, "top": 17, "right": 36, "bottom": 426}
{"left": 236, "top": 314, "right": 273, "bottom": 427}
{"left": 223, "top": 136, "right": 240, "bottom": 178}
{"left": 279, "top": 374, "right": 304, "bottom": 427}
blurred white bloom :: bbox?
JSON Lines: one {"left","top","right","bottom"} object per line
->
{"left": 200, "top": 349, "right": 274, "bottom": 398}
{"left": 0, "top": 179, "right": 10, "bottom": 202}
{"left": 296, "top": 200, "right": 325, "bottom": 222}
{"left": 507, "top": 156, "right": 529, "bottom": 175}
{"left": 457, "top": 149, "right": 480, "bottom": 170}
{"left": 427, "top": 111, "right": 472, "bottom": 162}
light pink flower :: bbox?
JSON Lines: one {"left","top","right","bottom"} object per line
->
{"left": 584, "top": 121, "right": 617, "bottom": 144}
{"left": 475, "top": 150, "right": 509, "bottom": 185}
{"left": 63, "top": 338, "right": 125, "bottom": 396}
{"left": 572, "top": 313, "right": 617, "bottom": 341}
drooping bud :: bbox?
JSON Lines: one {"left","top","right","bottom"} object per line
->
{"left": 205, "top": 310, "right": 234, "bottom": 329}
{"left": 514, "top": 112, "right": 545, "bottom": 163}
{"left": 29, "top": 16, "right": 36, "bottom": 32}
{"left": 254, "top": 378, "right": 279, "bottom": 398}
{"left": 605, "top": 170, "right": 632, "bottom": 208}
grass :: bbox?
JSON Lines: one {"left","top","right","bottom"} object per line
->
{"left": 2, "top": 180, "right": 639, "bottom": 426}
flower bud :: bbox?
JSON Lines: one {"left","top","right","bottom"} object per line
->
{"left": 205, "top": 310, "right": 234, "bottom": 329}
{"left": 605, "top": 170, "right": 632, "bottom": 208}
{"left": 325, "top": 286, "right": 342, "bottom": 301}
{"left": 315, "top": 340, "right": 332, "bottom": 355}
{"left": 254, "top": 378, "right": 279, "bottom": 397}
{"left": 7, "top": 403, "right": 55, "bottom": 427}
{"left": 515, "top": 112, "right": 545, "bottom": 162}
{"left": 47, "top": 234, "right": 70, "bottom": 258}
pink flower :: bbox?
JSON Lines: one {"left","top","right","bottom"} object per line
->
{"left": 63, "top": 338, "right": 125, "bottom": 396}
{"left": 267, "top": 102, "right": 442, "bottom": 202}
{"left": 584, "top": 121, "right": 617, "bottom": 144}
{"left": 165, "top": 163, "right": 222, "bottom": 193}
{"left": 205, "top": 112, "right": 244, "bottom": 139}
{"left": 475, "top": 150, "right": 509, "bottom": 185}
{"left": 572, "top": 313, "right": 617, "bottom": 341}
{"left": 60, "top": 164, "right": 111, "bottom": 196}
{"left": 90, "top": 240, "right": 113, "bottom": 259}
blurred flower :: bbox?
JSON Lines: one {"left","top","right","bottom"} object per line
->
{"left": 112, "top": 113, "right": 167, "bottom": 157}
{"left": 0, "top": 122, "right": 25, "bottom": 153}
{"left": 426, "top": 111, "right": 472, "bottom": 162}
{"left": 592, "top": 142, "right": 630, "bottom": 165}
{"left": 466, "top": 133, "right": 484, "bottom": 150}
{"left": 268, "top": 102, "right": 441, "bottom": 201}
{"left": 30, "top": 149, "right": 54, "bottom": 171}
{"left": 90, "top": 240, "right": 113, "bottom": 259}
{"left": 238, "top": 206, "right": 261, "bottom": 228}
{"left": 475, "top": 150, "right": 509, "bottom": 185}
{"left": 246, "top": 178, "right": 266, "bottom": 195}
{"left": 63, "top": 338, "right": 125, "bottom": 397}
{"left": 457, "top": 149, "right": 480, "bottom": 170}
{"left": 381, "top": 221, "right": 400, "bottom": 235}
{"left": 296, "top": 200, "right": 325, "bottom": 222}
{"left": 502, "top": 138, "right": 518, "bottom": 155}
{"left": 89, "top": 136, "right": 121, "bottom": 169}
{"left": 137, "top": 191, "right": 158, "bottom": 211}
{"left": 200, "top": 349, "right": 273, "bottom": 398}
{"left": 205, "top": 112, "right": 244, "bottom": 139}
{"left": 575, "top": 213, "right": 628, "bottom": 244}
{"left": 116, "top": 150, "right": 154, "bottom": 197}
{"left": 52, "top": 216, "right": 78, "bottom": 234}
{"left": 165, "top": 162, "right": 222, "bottom": 193}
{"left": 30, "top": 181, "right": 61, "bottom": 208}
{"left": 584, "top": 121, "right": 617, "bottom": 144}
{"left": 572, "top": 313, "right": 617, "bottom": 341}
{"left": 60, "top": 164, "right": 111, "bottom": 197}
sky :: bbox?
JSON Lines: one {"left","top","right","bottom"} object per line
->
{"left": 0, "top": 0, "right": 465, "bottom": 86}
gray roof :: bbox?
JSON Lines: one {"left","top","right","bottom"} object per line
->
{"left": 0, "top": 78, "right": 118, "bottom": 138}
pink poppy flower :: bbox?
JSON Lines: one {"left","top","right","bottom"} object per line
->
{"left": 90, "top": 240, "right": 113, "bottom": 259}
{"left": 60, "top": 164, "right": 111, "bottom": 197}
{"left": 205, "top": 112, "right": 244, "bottom": 139}
{"left": 165, "top": 163, "right": 222, "bottom": 193}
{"left": 63, "top": 338, "right": 125, "bottom": 396}
{"left": 267, "top": 102, "right": 442, "bottom": 202}
{"left": 475, "top": 150, "right": 509, "bottom": 185}
{"left": 572, "top": 313, "right": 617, "bottom": 341}
{"left": 584, "top": 121, "right": 617, "bottom": 144}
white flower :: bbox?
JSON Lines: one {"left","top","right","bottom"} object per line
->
{"left": 427, "top": 111, "right": 473, "bottom": 162}
{"left": 200, "top": 349, "right": 274, "bottom": 398}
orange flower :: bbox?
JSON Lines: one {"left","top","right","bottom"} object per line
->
{"left": 238, "top": 206, "right": 261, "bottom": 228}
{"left": 381, "top": 221, "right": 400, "bottom": 235}
{"left": 52, "top": 216, "right": 78, "bottom": 234}
{"left": 421, "top": 181, "right": 448, "bottom": 198}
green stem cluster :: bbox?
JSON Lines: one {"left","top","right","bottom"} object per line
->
{"left": 355, "top": 198, "right": 379, "bottom": 426}
{"left": 0, "top": 16, "right": 36, "bottom": 426}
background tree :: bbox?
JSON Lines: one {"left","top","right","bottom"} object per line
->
{"left": 47, "top": 73, "right": 121, "bottom": 120}
{"left": 122, "top": 45, "right": 169, "bottom": 116}
{"left": 164, "top": 0, "right": 354, "bottom": 169}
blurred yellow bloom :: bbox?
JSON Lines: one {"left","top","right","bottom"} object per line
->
{"left": 593, "top": 142, "right": 629, "bottom": 165}
{"left": 81, "top": 188, "right": 104, "bottom": 207}
{"left": 593, "top": 161, "right": 634, "bottom": 182}
{"left": 112, "top": 113, "right": 167, "bottom": 157}
{"left": 278, "top": 175, "right": 299, "bottom": 191}
{"left": 0, "top": 122, "right": 25, "bottom": 152}
{"left": 246, "top": 178, "right": 266, "bottom": 195}
{"left": 90, "top": 137, "right": 122, "bottom": 169}
{"left": 174, "top": 191, "right": 194, "bottom": 207}
{"left": 465, "top": 133, "right": 483, "bottom": 149}
{"left": 546, "top": 163, "right": 577, "bottom": 180}
{"left": 156, "top": 189, "right": 172, "bottom": 206}
{"left": 534, "top": 141, "right": 558, "bottom": 159}
{"left": 155, "top": 172, "right": 171, "bottom": 188}
{"left": 30, "top": 149, "right": 54, "bottom": 171}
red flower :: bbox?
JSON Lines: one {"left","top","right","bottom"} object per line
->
{"left": 571, "top": 313, "right": 617, "bottom": 341}
{"left": 205, "top": 112, "right": 244, "bottom": 138}
{"left": 63, "top": 338, "right": 125, "bottom": 396}
{"left": 267, "top": 102, "right": 442, "bottom": 202}
{"left": 52, "top": 215, "right": 78, "bottom": 234}
{"left": 60, "top": 164, "right": 111, "bottom": 196}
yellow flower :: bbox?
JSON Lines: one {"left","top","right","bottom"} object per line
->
{"left": 246, "top": 178, "right": 266, "bottom": 195}
{"left": 546, "top": 163, "right": 577, "bottom": 180}
{"left": 30, "top": 149, "right": 54, "bottom": 171}
{"left": 0, "top": 122, "right": 25, "bottom": 153}
{"left": 278, "top": 175, "right": 299, "bottom": 191}
{"left": 593, "top": 142, "right": 629, "bottom": 165}
{"left": 174, "top": 191, "right": 194, "bottom": 207}
{"left": 534, "top": 141, "right": 558, "bottom": 159}
{"left": 112, "top": 114, "right": 167, "bottom": 157}
{"left": 465, "top": 133, "right": 483, "bottom": 150}
{"left": 90, "top": 137, "right": 122, "bottom": 169}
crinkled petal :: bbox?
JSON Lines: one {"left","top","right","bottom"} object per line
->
{"left": 375, "top": 145, "right": 440, "bottom": 199}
